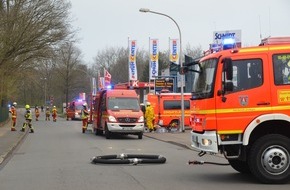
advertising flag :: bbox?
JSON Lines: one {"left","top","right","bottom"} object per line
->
{"left": 128, "top": 40, "right": 138, "bottom": 81}
{"left": 104, "top": 68, "right": 111, "bottom": 86}
{"left": 149, "top": 38, "right": 159, "bottom": 80}
{"left": 99, "top": 77, "right": 104, "bottom": 89}
{"left": 91, "top": 77, "right": 97, "bottom": 96}
{"left": 169, "top": 38, "right": 179, "bottom": 65}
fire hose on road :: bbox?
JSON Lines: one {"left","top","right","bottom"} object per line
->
{"left": 91, "top": 153, "right": 166, "bottom": 165}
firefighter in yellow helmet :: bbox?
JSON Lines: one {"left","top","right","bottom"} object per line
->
{"left": 145, "top": 102, "right": 155, "bottom": 132}
{"left": 21, "top": 104, "right": 34, "bottom": 133}
{"left": 9, "top": 102, "right": 17, "bottom": 131}
{"left": 45, "top": 106, "right": 50, "bottom": 121}
{"left": 52, "top": 106, "right": 57, "bottom": 122}
{"left": 81, "top": 103, "right": 89, "bottom": 133}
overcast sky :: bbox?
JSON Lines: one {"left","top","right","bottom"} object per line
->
{"left": 69, "top": 0, "right": 290, "bottom": 64}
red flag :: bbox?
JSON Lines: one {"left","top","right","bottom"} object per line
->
{"left": 104, "top": 69, "right": 111, "bottom": 85}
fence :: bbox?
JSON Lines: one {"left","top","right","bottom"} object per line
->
{"left": 0, "top": 107, "right": 9, "bottom": 123}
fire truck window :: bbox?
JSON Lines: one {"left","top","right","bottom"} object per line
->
{"left": 163, "top": 100, "right": 190, "bottom": 110}
{"left": 101, "top": 95, "right": 106, "bottom": 110}
{"left": 230, "top": 59, "right": 263, "bottom": 92}
{"left": 273, "top": 54, "right": 290, "bottom": 85}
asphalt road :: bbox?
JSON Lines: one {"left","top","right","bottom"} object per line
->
{"left": 0, "top": 116, "right": 289, "bottom": 190}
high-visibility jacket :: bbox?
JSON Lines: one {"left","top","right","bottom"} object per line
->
{"left": 10, "top": 107, "right": 17, "bottom": 118}
{"left": 25, "top": 109, "right": 32, "bottom": 120}
{"left": 35, "top": 108, "right": 40, "bottom": 116}
{"left": 46, "top": 109, "right": 50, "bottom": 116}
{"left": 81, "top": 109, "right": 89, "bottom": 119}
{"left": 52, "top": 108, "right": 57, "bottom": 116}
{"left": 145, "top": 105, "right": 155, "bottom": 120}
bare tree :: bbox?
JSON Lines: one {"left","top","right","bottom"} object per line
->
{"left": 0, "top": 0, "right": 73, "bottom": 105}
{"left": 184, "top": 43, "right": 203, "bottom": 59}
{"left": 93, "top": 47, "right": 120, "bottom": 72}
{"left": 53, "top": 41, "right": 86, "bottom": 108}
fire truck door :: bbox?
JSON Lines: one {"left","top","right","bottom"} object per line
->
{"left": 215, "top": 55, "right": 271, "bottom": 133}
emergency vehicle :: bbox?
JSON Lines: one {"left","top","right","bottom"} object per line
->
{"left": 92, "top": 89, "right": 144, "bottom": 139}
{"left": 147, "top": 92, "right": 191, "bottom": 130}
{"left": 184, "top": 36, "right": 290, "bottom": 184}
{"left": 66, "top": 99, "right": 87, "bottom": 120}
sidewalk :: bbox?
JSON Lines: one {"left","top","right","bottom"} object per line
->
{"left": 143, "top": 128, "right": 193, "bottom": 150}
{"left": 0, "top": 119, "right": 27, "bottom": 165}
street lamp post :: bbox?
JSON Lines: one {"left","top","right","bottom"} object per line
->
{"left": 139, "top": 8, "right": 185, "bottom": 132}
{"left": 42, "top": 77, "right": 47, "bottom": 106}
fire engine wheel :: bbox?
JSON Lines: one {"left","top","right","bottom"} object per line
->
{"left": 168, "top": 120, "right": 180, "bottom": 132}
{"left": 248, "top": 134, "right": 290, "bottom": 184}
{"left": 91, "top": 154, "right": 166, "bottom": 165}
{"left": 228, "top": 159, "right": 250, "bottom": 174}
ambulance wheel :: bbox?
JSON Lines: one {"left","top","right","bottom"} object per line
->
{"left": 248, "top": 134, "right": 290, "bottom": 184}
{"left": 105, "top": 125, "right": 111, "bottom": 139}
{"left": 138, "top": 133, "right": 143, "bottom": 139}
{"left": 95, "top": 128, "right": 102, "bottom": 136}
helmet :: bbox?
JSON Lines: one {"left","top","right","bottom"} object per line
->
{"left": 25, "top": 104, "right": 30, "bottom": 109}
{"left": 13, "top": 102, "right": 17, "bottom": 106}
{"left": 146, "top": 102, "right": 151, "bottom": 106}
{"left": 83, "top": 103, "right": 87, "bottom": 107}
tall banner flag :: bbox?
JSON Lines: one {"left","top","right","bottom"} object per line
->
{"left": 97, "top": 70, "right": 104, "bottom": 90}
{"left": 169, "top": 38, "right": 180, "bottom": 65}
{"left": 149, "top": 38, "right": 159, "bottom": 80}
{"left": 128, "top": 39, "right": 138, "bottom": 81}
{"left": 104, "top": 68, "right": 111, "bottom": 86}
{"left": 91, "top": 77, "right": 97, "bottom": 96}
{"left": 99, "top": 77, "right": 104, "bottom": 89}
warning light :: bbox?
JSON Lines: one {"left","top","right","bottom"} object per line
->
{"left": 106, "top": 85, "right": 113, "bottom": 89}
{"left": 222, "top": 37, "right": 236, "bottom": 50}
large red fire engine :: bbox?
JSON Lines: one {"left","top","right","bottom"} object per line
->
{"left": 184, "top": 36, "right": 290, "bottom": 184}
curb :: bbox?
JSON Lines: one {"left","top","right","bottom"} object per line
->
{"left": 0, "top": 130, "right": 28, "bottom": 165}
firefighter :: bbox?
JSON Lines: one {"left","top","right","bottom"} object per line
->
{"left": 9, "top": 102, "right": 17, "bottom": 131}
{"left": 145, "top": 102, "right": 155, "bottom": 132}
{"left": 52, "top": 106, "right": 57, "bottom": 122}
{"left": 21, "top": 104, "right": 34, "bottom": 133}
{"left": 81, "top": 103, "right": 89, "bottom": 133}
{"left": 66, "top": 106, "right": 69, "bottom": 121}
{"left": 35, "top": 106, "right": 40, "bottom": 121}
{"left": 45, "top": 106, "right": 50, "bottom": 121}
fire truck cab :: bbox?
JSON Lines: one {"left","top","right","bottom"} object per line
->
{"left": 187, "top": 37, "right": 290, "bottom": 184}
{"left": 92, "top": 89, "right": 144, "bottom": 139}
{"left": 147, "top": 92, "right": 191, "bottom": 130}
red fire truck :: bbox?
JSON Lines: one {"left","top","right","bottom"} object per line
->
{"left": 147, "top": 92, "right": 191, "bottom": 131}
{"left": 185, "top": 36, "right": 290, "bottom": 183}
